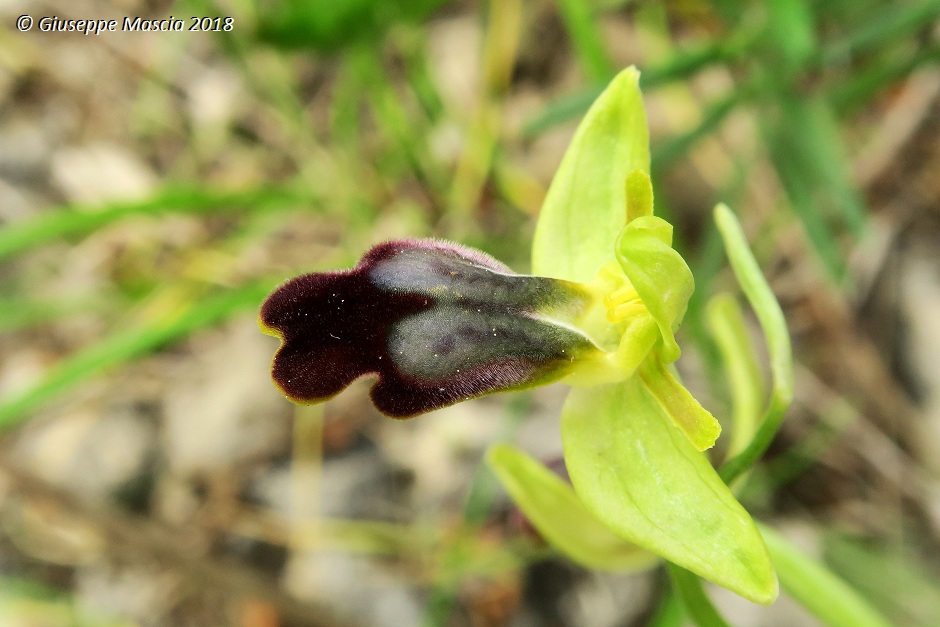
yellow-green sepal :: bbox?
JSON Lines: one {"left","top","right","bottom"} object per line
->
{"left": 561, "top": 378, "right": 778, "bottom": 604}
{"left": 532, "top": 67, "right": 650, "bottom": 283}
{"left": 487, "top": 444, "right": 658, "bottom": 571}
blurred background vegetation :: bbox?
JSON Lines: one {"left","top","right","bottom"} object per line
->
{"left": 1, "top": 0, "right": 939, "bottom": 625}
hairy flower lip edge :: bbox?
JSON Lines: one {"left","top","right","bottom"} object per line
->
{"left": 258, "top": 265, "right": 427, "bottom": 415}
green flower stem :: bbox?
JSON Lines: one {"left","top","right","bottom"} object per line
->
{"left": 758, "top": 524, "right": 893, "bottom": 627}
{"left": 668, "top": 563, "right": 732, "bottom": 627}
{"left": 713, "top": 204, "right": 793, "bottom": 484}
{"left": 648, "top": 586, "right": 685, "bottom": 627}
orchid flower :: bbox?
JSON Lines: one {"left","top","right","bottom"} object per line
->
{"left": 259, "top": 238, "right": 601, "bottom": 417}
{"left": 260, "top": 68, "right": 783, "bottom": 606}
{"left": 259, "top": 214, "right": 718, "bottom": 449}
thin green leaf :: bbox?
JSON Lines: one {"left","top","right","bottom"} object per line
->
{"left": 532, "top": 67, "right": 649, "bottom": 283}
{"left": 822, "top": 0, "right": 940, "bottom": 64}
{"left": 0, "top": 186, "right": 306, "bottom": 262}
{"left": 522, "top": 34, "right": 753, "bottom": 138}
{"left": 556, "top": 0, "right": 614, "bottom": 83}
{"left": 829, "top": 44, "right": 940, "bottom": 114}
{"left": 0, "top": 281, "right": 272, "bottom": 429}
{"left": 764, "top": 0, "right": 816, "bottom": 76}
{"left": 759, "top": 524, "right": 893, "bottom": 627}
{"left": 651, "top": 91, "right": 744, "bottom": 171}
{"left": 642, "top": 38, "right": 745, "bottom": 87}
{"left": 714, "top": 205, "right": 793, "bottom": 484}
{"left": 0, "top": 296, "right": 112, "bottom": 332}
{"left": 762, "top": 95, "right": 867, "bottom": 279}
{"left": 487, "top": 444, "right": 657, "bottom": 571}
{"left": 824, "top": 532, "right": 940, "bottom": 626}
{"left": 521, "top": 86, "right": 603, "bottom": 139}
{"left": 706, "top": 293, "right": 765, "bottom": 457}
{"left": 256, "top": 0, "right": 447, "bottom": 52}
{"left": 561, "top": 379, "right": 777, "bottom": 604}
{"left": 789, "top": 97, "right": 867, "bottom": 235}
{"left": 762, "top": 122, "right": 844, "bottom": 279}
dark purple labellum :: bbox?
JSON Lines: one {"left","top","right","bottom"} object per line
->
{"left": 260, "top": 239, "right": 598, "bottom": 417}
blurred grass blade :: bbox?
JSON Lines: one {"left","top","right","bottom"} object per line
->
{"left": 764, "top": 0, "right": 816, "bottom": 76}
{"left": 822, "top": 0, "right": 940, "bottom": 64}
{"left": 0, "top": 186, "right": 307, "bottom": 262}
{"left": 0, "top": 281, "right": 272, "bottom": 429}
{"left": 523, "top": 40, "right": 748, "bottom": 138}
{"left": 642, "top": 34, "right": 753, "bottom": 87}
{"left": 830, "top": 44, "right": 940, "bottom": 113}
{"left": 706, "top": 293, "right": 765, "bottom": 458}
{"left": 762, "top": 95, "right": 868, "bottom": 278}
{"left": 0, "top": 296, "right": 111, "bottom": 332}
{"left": 762, "top": 128, "right": 844, "bottom": 279}
{"left": 824, "top": 532, "right": 940, "bottom": 626}
{"left": 714, "top": 205, "right": 793, "bottom": 484}
{"left": 789, "top": 99, "right": 867, "bottom": 235}
{"left": 354, "top": 46, "right": 447, "bottom": 200}
{"left": 447, "top": 0, "right": 523, "bottom": 220}
{"left": 556, "top": 0, "right": 614, "bottom": 83}
{"left": 522, "top": 86, "right": 604, "bottom": 138}
{"left": 759, "top": 525, "right": 893, "bottom": 627}
{"left": 651, "top": 91, "right": 743, "bottom": 170}
{"left": 256, "top": 0, "right": 447, "bottom": 52}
